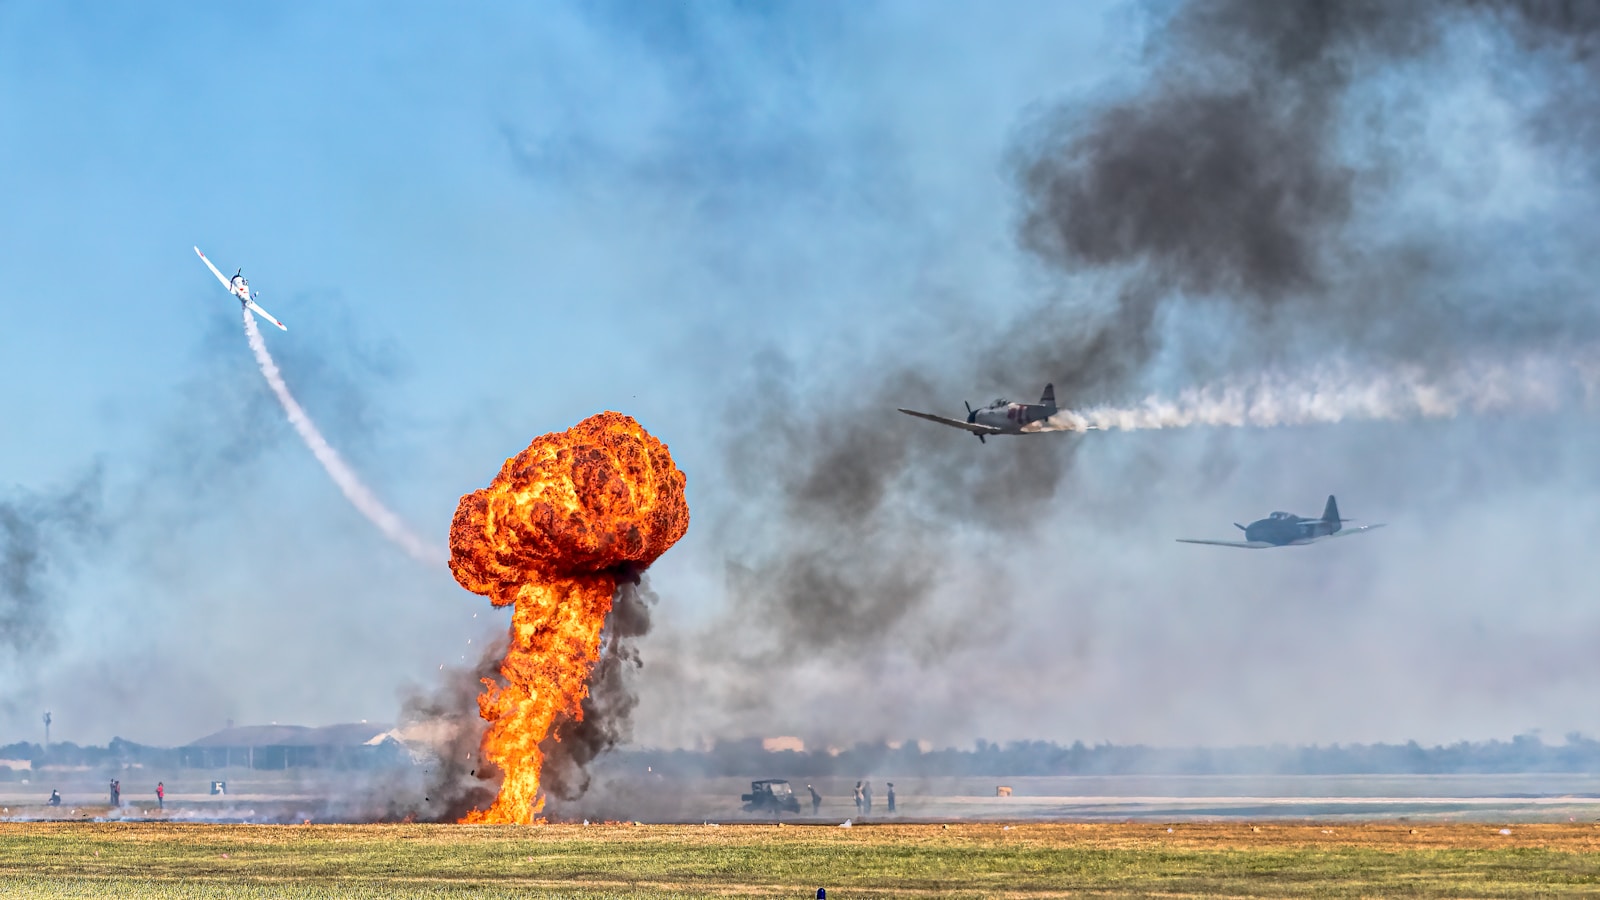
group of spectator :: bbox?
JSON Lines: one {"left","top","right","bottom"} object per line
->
{"left": 851, "top": 780, "right": 896, "bottom": 816}
{"left": 45, "top": 780, "right": 164, "bottom": 810}
{"left": 800, "top": 780, "right": 900, "bottom": 818}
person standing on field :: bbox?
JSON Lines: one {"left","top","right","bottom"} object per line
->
{"left": 156, "top": 782, "right": 164, "bottom": 810}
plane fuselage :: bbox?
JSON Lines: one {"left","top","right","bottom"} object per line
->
{"left": 969, "top": 399, "right": 1053, "bottom": 433}
{"left": 1242, "top": 511, "right": 1339, "bottom": 546}
{"left": 896, "top": 383, "right": 1058, "bottom": 441}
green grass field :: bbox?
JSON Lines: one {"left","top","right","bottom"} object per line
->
{"left": 3, "top": 822, "right": 1600, "bottom": 898}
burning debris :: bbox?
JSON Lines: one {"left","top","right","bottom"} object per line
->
{"left": 448, "top": 412, "right": 689, "bottom": 824}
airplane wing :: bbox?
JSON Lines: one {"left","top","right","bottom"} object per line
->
{"left": 1175, "top": 539, "right": 1277, "bottom": 549}
{"left": 897, "top": 409, "right": 1003, "bottom": 435}
{"left": 246, "top": 299, "right": 288, "bottom": 331}
{"left": 194, "top": 246, "right": 232, "bottom": 290}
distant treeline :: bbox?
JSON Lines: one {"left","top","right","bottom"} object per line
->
{"left": 0, "top": 739, "right": 175, "bottom": 778}
{"left": 4, "top": 733, "right": 1599, "bottom": 778}
{"left": 609, "top": 734, "right": 1600, "bottom": 778}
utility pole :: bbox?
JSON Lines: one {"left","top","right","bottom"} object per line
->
{"left": 42, "top": 711, "right": 51, "bottom": 751}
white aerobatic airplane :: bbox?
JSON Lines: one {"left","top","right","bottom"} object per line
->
{"left": 194, "top": 246, "right": 287, "bottom": 331}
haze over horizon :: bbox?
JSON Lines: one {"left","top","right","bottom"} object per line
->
{"left": 4, "top": 1, "right": 1600, "bottom": 756}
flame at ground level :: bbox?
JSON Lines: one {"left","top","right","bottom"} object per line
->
{"left": 448, "top": 412, "right": 688, "bottom": 824}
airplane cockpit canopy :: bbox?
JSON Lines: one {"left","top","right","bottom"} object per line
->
{"left": 992, "top": 398, "right": 1008, "bottom": 407}
{"left": 1269, "top": 511, "right": 1293, "bottom": 519}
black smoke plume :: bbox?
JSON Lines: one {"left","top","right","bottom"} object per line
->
{"left": 394, "top": 635, "right": 502, "bottom": 822}
{"left": 0, "top": 471, "right": 104, "bottom": 658}
{"left": 542, "top": 574, "right": 656, "bottom": 808}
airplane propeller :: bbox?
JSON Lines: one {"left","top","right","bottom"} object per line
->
{"left": 964, "top": 400, "right": 986, "bottom": 443}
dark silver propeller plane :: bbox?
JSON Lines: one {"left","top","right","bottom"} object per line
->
{"left": 897, "top": 383, "right": 1063, "bottom": 442}
{"left": 1177, "top": 496, "right": 1384, "bottom": 548}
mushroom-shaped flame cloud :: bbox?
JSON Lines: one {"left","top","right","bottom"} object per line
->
{"left": 449, "top": 411, "right": 688, "bottom": 823}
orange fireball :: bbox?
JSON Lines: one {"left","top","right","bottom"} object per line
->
{"left": 449, "top": 411, "right": 688, "bottom": 824}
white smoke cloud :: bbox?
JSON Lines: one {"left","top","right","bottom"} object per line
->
{"left": 242, "top": 309, "right": 444, "bottom": 565}
{"left": 1048, "top": 351, "right": 1600, "bottom": 432}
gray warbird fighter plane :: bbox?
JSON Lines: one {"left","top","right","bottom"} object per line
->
{"left": 1177, "top": 495, "right": 1384, "bottom": 548}
{"left": 194, "top": 246, "right": 287, "bottom": 331}
{"left": 898, "top": 383, "right": 1062, "bottom": 443}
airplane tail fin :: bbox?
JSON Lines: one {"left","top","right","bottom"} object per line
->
{"left": 1040, "top": 383, "right": 1056, "bottom": 411}
{"left": 1323, "top": 495, "right": 1341, "bottom": 530}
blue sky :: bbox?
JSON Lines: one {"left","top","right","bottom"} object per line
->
{"left": 5, "top": 1, "right": 1600, "bottom": 752}
{"left": 0, "top": 1, "right": 1119, "bottom": 488}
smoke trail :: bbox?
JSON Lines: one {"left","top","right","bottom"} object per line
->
{"left": 1049, "top": 351, "right": 1600, "bottom": 432}
{"left": 241, "top": 309, "right": 443, "bottom": 564}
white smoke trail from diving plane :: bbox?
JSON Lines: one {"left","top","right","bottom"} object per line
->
{"left": 1046, "top": 352, "right": 1600, "bottom": 432}
{"left": 242, "top": 308, "right": 445, "bottom": 564}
